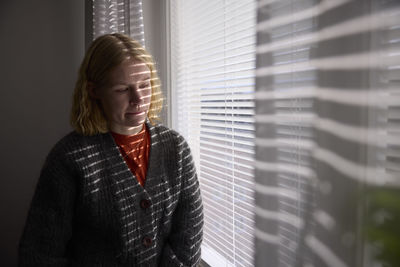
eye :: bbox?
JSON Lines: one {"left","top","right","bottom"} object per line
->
{"left": 139, "top": 82, "right": 151, "bottom": 89}
{"left": 115, "top": 87, "right": 129, "bottom": 92}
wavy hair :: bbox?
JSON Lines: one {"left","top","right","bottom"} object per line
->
{"left": 70, "top": 33, "right": 163, "bottom": 136}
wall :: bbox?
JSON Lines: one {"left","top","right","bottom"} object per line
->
{"left": 0, "top": 0, "right": 84, "bottom": 266}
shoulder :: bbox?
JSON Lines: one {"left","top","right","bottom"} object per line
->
{"left": 46, "top": 131, "right": 110, "bottom": 163}
{"left": 49, "top": 131, "right": 97, "bottom": 153}
{"left": 148, "top": 124, "right": 193, "bottom": 161}
{"left": 148, "top": 123, "right": 186, "bottom": 144}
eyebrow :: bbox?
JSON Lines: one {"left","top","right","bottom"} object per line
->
{"left": 129, "top": 71, "right": 151, "bottom": 78}
{"left": 112, "top": 76, "right": 151, "bottom": 86}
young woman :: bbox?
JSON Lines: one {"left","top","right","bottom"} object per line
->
{"left": 19, "top": 33, "right": 203, "bottom": 267}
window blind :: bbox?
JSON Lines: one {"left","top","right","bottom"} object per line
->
{"left": 92, "top": 0, "right": 145, "bottom": 45}
{"left": 255, "top": 0, "right": 400, "bottom": 266}
{"left": 170, "top": 1, "right": 257, "bottom": 266}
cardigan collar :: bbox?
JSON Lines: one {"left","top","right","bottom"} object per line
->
{"left": 99, "top": 120, "right": 166, "bottom": 195}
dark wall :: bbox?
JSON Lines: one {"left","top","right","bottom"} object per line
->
{"left": 0, "top": 1, "right": 84, "bottom": 266}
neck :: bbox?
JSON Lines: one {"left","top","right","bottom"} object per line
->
{"left": 110, "top": 123, "right": 144, "bottom": 136}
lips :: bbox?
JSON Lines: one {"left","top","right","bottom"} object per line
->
{"left": 126, "top": 111, "right": 145, "bottom": 115}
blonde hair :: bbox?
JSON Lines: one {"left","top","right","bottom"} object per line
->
{"left": 70, "top": 33, "right": 163, "bottom": 136}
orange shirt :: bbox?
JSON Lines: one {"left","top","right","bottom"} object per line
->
{"left": 111, "top": 125, "right": 150, "bottom": 187}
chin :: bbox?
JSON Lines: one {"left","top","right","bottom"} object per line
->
{"left": 126, "top": 119, "right": 145, "bottom": 127}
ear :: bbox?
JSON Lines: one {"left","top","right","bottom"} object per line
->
{"left": 87, "top": 82, "right": 100, "bottom": 99}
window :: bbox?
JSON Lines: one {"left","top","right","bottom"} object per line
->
{"left": 170, "top": 0, "right": 257, "bottom": 266}
{"left": 92, "top": 0, "right": 145, "bottom": 45}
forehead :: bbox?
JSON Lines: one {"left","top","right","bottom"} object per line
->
{"left": 109, "top": 59, "right": 151, "bottom": 82}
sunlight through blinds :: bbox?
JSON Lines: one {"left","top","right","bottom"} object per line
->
{"left": 171, "top": 0, "right": 257, "bottom": 266}
{"left": 255, "top": 0, "right": 400, "bottom": 266}
{"left": 92, "top": 0, "right": 144, "bottom": 45}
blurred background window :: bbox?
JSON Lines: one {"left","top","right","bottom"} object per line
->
{"left": 255, "top": 0, "right": 400, "bottom": 266}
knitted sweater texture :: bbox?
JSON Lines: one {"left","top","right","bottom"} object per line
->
{"left": 19, "top": 123, "right": 204, "bottom": 267}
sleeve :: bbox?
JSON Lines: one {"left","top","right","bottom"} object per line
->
{"left": 160, "top": 136, "right": 204, "bottom": 267}
{"left": 18, "top": 149, "right": 77, "bottom": 267}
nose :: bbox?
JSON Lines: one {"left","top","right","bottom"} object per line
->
{"left": 129, "top": 86, "right": 141, "bottom": 104}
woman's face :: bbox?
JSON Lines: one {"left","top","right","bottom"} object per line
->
{"left": 97, "top": 59, "right": 152, "bottom": 135}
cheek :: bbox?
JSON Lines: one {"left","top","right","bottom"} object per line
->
{"left": 100, "top": 95, "right": 127, "bottom": 116}
{"left": 143, "top": 89, "right": 152, "bottom": 104}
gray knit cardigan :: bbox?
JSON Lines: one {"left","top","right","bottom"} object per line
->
{"left": 19, "top": 123, "right": 204, "bottom": 267}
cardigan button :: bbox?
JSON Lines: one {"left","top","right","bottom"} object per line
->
{"left": 142, "top": 236, "right": 152, "bottom": 247}
{"left": 140, "top": 199, "right": 151, "bottom": 209}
